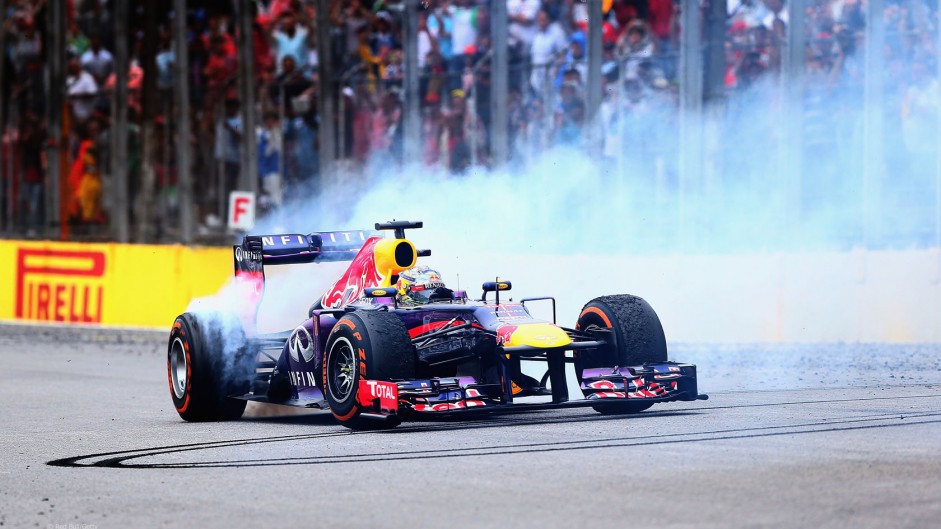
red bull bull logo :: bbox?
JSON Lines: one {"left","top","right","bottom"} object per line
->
{"left": 321, "top": 237, "right": 385, "bottom": 308}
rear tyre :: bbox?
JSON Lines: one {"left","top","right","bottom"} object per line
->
{"left": 167, "top": 312, "right": 254, "bottom": 421}
{"left": 323, "top": 310, "right": 415, "bottom": 429}
{"left": 575, "top": 295, "right": 667, "bottom": 415}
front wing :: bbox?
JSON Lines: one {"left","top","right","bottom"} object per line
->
{"left": 351, "top": 361, "right": 705, "bottom": 421}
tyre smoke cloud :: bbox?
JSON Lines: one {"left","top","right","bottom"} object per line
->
{"left": 250, "top": 47, "right": 939, "bottom": 344}
{"left": 259, "top": 82, "right": 938, "bottom": 260}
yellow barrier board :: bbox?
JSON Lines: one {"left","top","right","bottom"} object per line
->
{"left": 0, "top": 240, "right": 231, "bottom": 329}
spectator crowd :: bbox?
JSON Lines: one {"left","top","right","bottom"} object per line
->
{"left": 1, "top": 0, "right": 939, "bottom": 240}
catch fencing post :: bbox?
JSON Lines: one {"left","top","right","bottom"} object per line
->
{"left": 315, "top": 0, "right": 336, "bottom": 184}
{"left": 862, "top": 0, "right": 885, "bottom": 247}
{"left": 237, "top": 0, "right": 258, "bottom": 197}
{"left": 0, "top": 0, "right": 7, "bottom": 232}
{"left": 174, "top": 0, "right": 193, "bottom": 243}
{"left": 542, "top": 62, "right": 553, "bottom": 153}
{"left": 703, "top": 0, "right": 726, "bottom": 105}
{"left": 45, "top": 0, "right": 66, "bottom": 239}
{"left": 937, "top": 6, "right": 941, "bottom": 248}
{"left": 216, "top": 98, "right": 225, "bottom": 218}
{"left": 111, "top": 0, "right": 130, "bottom": 242}
{"left": 678, "top": 0, "right": 703, "bottom": 247}
{"left": 490, "top": 0, "right": 508, "bottom": 166}
{"left": 278, "top": 82, "right": 286, "bottom": 182}
{"left": 137, "top": 0, "right": 160, "bottom": 242}
{"left": 616, "top": 56, "right": 625, "bottom": 184}
{"left": 403, "top": 0, "right": 422, "bottom": 165}
{"left": 703, "top": 0, "right": 727, "bottom": 205}
{"left": 782, "top": 0, "right": 805, "bottom": 236}
{"left": 586, "top": 0, "right": 603, "bottom": 158}
{"left": 337, "top": 78, "right": 345, "bottom": 162}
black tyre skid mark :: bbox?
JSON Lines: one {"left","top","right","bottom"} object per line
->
{"left": 47, "top": 393, "right": 941, "bottom": 469}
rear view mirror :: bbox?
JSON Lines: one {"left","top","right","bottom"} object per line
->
{"left": 482, "top": 281, "right": 512, "bottom": 292}
{"left": 481, "top": 281, "right": 512, "bottom": 304}
{"left": 365, "top": 287, "right": 398, "bottom": 298}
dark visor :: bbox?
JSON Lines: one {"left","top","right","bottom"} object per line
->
{"left": 409, "top": 286, "right": 453, "bottom": 304}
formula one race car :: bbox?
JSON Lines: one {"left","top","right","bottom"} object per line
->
{"left": 167, "top": 221, "right": 706, "bottom": 429}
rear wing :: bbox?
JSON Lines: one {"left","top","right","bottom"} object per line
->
{"left": 231, "top": 229, "right": 380, "bottom": 333}
{"left": 233, "top": 229, "right": 378, "bottom": 274}
{"left": 231, "top": 222, "right": 426, "bottom": 333}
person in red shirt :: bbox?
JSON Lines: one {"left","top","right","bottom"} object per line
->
{"left": 647, "top": 0, "right": 675, "bottom": 43}
{"left": 203, "top": 35, "right": 239, "bottom": 103}
{"left": 200, "top": 14, "right": 237, "bottom": 59}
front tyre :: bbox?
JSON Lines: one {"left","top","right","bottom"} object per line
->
{"left": 167, "top": 312, "right": 253, "bottom": 421}
{"left": 323, "top": 310, "right": 415, "bottom": 429}
{"left": 575, "top": 294, "right": 668, "bottom": 415}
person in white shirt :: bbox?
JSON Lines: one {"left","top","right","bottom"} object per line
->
{"left": 417, "top": 11, "right": 438, "bottom": 69}
{"left": 529, "top": 9, "right": 567, "bottom": 94}
{"left": 272, "top": 12, "right": 309, "bottom": 74}
{"left": 80, "top": 35, "right": 114, "bottom": 85}
{"left": 507, "top": 0, "right": 539, "bottom": 51}
{"left": 451, "top": 0, "right": 478, "bottom": 58}
{"left": 67, "top": 56, "right": 99, "bottom": 123}
{"left": 761, "top": 0, "right": 788, "bottom": 34}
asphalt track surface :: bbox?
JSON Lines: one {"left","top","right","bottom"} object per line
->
{"left": 2, "top": 324, "right": 940, "bottom": 528}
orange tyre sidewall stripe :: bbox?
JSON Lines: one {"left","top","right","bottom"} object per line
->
{"left": 333, "top": 407, "right": 358, "bottom": 421}
{"left": 579, "top": 306, "right": 612, "bottom": 328}
{"left": 168, "top": 324, "right": 192, "bottom": 414}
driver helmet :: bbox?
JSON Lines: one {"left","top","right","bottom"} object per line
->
{"left": 396, "top": 265, "right": 452, "bottom": 305}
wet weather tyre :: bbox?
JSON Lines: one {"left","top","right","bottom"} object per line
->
{"left": 323, "top": 310, "right": 415, "bottom": 430}
{"left": 575, "top": 295, "right": 667, "bottom": 415}
{"left": 167, "top": 312, "right": 253, "bottom": 421}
